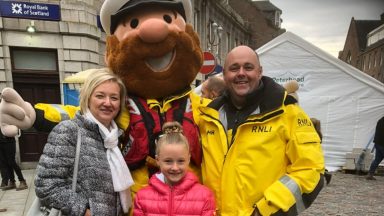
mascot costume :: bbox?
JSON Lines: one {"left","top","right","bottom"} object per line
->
{"left": 0, "top": 0, "right": 204, "bottom": 198}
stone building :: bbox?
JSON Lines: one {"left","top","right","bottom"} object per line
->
{"left": 231, "top": 0, "right": 285, "bottom": 49}
{"left": 339, "top": 13, "right": 384, "bottom": 84}
{"left": 0, "top": 0, "right": 104, "bottom": 167}
{"left": 192, "top": 0, "right": 251, "bottom": 82}
{"left": 193, "top": 0, "right": 284, "bottom": 81}
{"left": 0, "top": 0, "right": 283, "bottom": 165}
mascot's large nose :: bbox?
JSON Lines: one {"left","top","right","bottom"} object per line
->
{"left": 138, "top": 19, "right": 169, "bottom": 43}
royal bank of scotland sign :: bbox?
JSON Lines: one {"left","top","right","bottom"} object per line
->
{"left": 0, "top": 1, "right": 60, "bottom": 21}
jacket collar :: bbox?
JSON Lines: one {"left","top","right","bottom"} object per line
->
{"left": 208, "top": 76, "right": 286, "bottom": 115}
{"left": 147, "top": 87, "right": 192, "bottom": 113}
{"left": 149, "top": 171, "right": 198, "bottom": 195}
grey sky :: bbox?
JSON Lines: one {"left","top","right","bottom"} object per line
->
{"left": 266, "top": 0, "right": 384, "bottom": 57}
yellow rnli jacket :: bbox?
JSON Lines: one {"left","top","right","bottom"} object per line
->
{"left": 196, "top": 77, "right": 325, "bottom": 216}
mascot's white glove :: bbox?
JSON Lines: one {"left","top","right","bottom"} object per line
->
{"left": 0, "top": 88, "right": 36, "bottom": 137}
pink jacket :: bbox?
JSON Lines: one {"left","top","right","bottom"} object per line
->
{"left": 133, "top": 171, "right": 216, "bottom": 216}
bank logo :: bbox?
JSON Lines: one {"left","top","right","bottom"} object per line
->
{"left": 12, "top": 3, "right": 22, "bottom": 14}
{"left": 0, "top": 1, "right": 60, "bottom": 21}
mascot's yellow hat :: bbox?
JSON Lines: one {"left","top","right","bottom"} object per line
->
{"left": 100, "top": 0, "right": 192, "bottom": 35}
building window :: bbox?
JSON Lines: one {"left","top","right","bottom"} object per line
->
{"left": 275, "top": 11, "right": 281, "bottom": 28}
{"left": 11, "top": 48, "right": 57, "bottom": 72}
{"left": 346, "top": 51, "right": 352, "bottom": 64}
{"left": 227, "top": 32, "right": 231, "bottom": 53}
{"left": 194, "top": 9, "right": 200, "bottom": 34}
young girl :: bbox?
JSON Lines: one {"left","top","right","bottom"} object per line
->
{"left": 133, "top": 122, "right": 216, "bottom": 216}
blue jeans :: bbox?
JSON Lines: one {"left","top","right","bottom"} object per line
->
{"left": 368, "top": 144, "right": 384, "bottom": 174}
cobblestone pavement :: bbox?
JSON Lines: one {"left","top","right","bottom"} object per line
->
{"left": 301, "top": 171, "right": 384, "bottom": 216}
{"left": 1, "top": 170, "right": 383, "bottom": 216}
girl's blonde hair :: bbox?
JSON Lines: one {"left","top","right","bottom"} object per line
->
{"left": 79, "top": 68, "right": 126, "bottom": 113}
{"left": 156, "top": 121, "right": 190, "bottom": 155}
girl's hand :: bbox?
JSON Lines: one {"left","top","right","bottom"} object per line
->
{"left": 84, "top": 209, "right": 91, "bottom": 216}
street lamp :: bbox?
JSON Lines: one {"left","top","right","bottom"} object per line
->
{"left": 26, "top": 20, "right": 36, "bottom": 33}
{"left": 207, "top": 21, "right": 223, "bottom": 64}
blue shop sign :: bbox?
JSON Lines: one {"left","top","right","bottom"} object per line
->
{"left": 0, "top": 1, "right": 60, "bottom": 21}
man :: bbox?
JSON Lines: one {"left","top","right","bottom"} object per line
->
{"left": 201, "top": 76, "right": 226, "bottom": 100}
{"left": 366, "top": 116, "right": 384, "bottom": 180}
{"left": 197, "top": 46, "right": 325, "bottom": 215}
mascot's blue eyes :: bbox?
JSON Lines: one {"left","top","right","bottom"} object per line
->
{"left": 163, "top": 15, "right": 172, "bottom": 24}
{"left": 130, "top": 19, "right": 139, "bottom": 28}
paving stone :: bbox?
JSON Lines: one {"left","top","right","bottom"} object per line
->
{"left": 302, "top": 171, "right": 384, "bottom": 216}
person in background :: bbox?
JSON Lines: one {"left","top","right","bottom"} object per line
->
{"left": 35, "top": 68, "right": 134, "bottom": 215}
{"left": 0, "top": 130, "right": 28, "bottom": 191}
{"left": 366, "top": 116, "right": 384, "bottom": 180}
{"left": 197, "top": 45, "right": 325, "bottom": 215}
{"left": 310, "top": 117, "right": 332, "bottom": 185}
{"left": 133, "top": 121, "right": 216, "bottom": 216}
{"left": 0, "top": 134, "right": 11, "bottom": 190}
{"left": 201, "top": 76, "right": 226, "bottom": 100}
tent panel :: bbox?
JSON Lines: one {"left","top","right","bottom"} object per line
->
{"left": 355, "top": 98, "right": 384, "bottom": 149}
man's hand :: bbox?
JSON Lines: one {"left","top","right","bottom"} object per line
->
{"left": 0, "top": 88, "right": 36, "bottom": 137}
{"left": 253, "top": 208, "right": 261, "bottom": 216}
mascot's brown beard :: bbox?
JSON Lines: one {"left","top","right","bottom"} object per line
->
{"left": 106, "top": 24, "right": 203, "bottom": 99}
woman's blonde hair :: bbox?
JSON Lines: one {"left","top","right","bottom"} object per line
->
{"left": 156, "top": 121, "right": 190, "bottom": 155}
{"left": 79, "top": 68, "right": 126, "bottom": 113}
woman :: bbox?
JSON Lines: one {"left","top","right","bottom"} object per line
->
{"left": 35, "top": 68, "right": 133, "bottom": 216}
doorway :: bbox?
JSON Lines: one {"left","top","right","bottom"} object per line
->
{"left": 10, "top": 48, "right": 60, "bottom": 162}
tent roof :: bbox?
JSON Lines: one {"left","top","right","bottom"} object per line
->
{"left": 257, "top": 31, "right": 384, "bottom": 94}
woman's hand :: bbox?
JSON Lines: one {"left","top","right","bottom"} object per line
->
{"left": 84, "top": 209, "right": 91, "bottom": 216}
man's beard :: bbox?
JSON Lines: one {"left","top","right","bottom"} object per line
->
{"left": 106, "top": 24, "right": 203, "bottom": 99}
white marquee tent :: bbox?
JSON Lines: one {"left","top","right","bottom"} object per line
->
{"left": 257, "top": 32, "right": 384, "bottom": 171}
